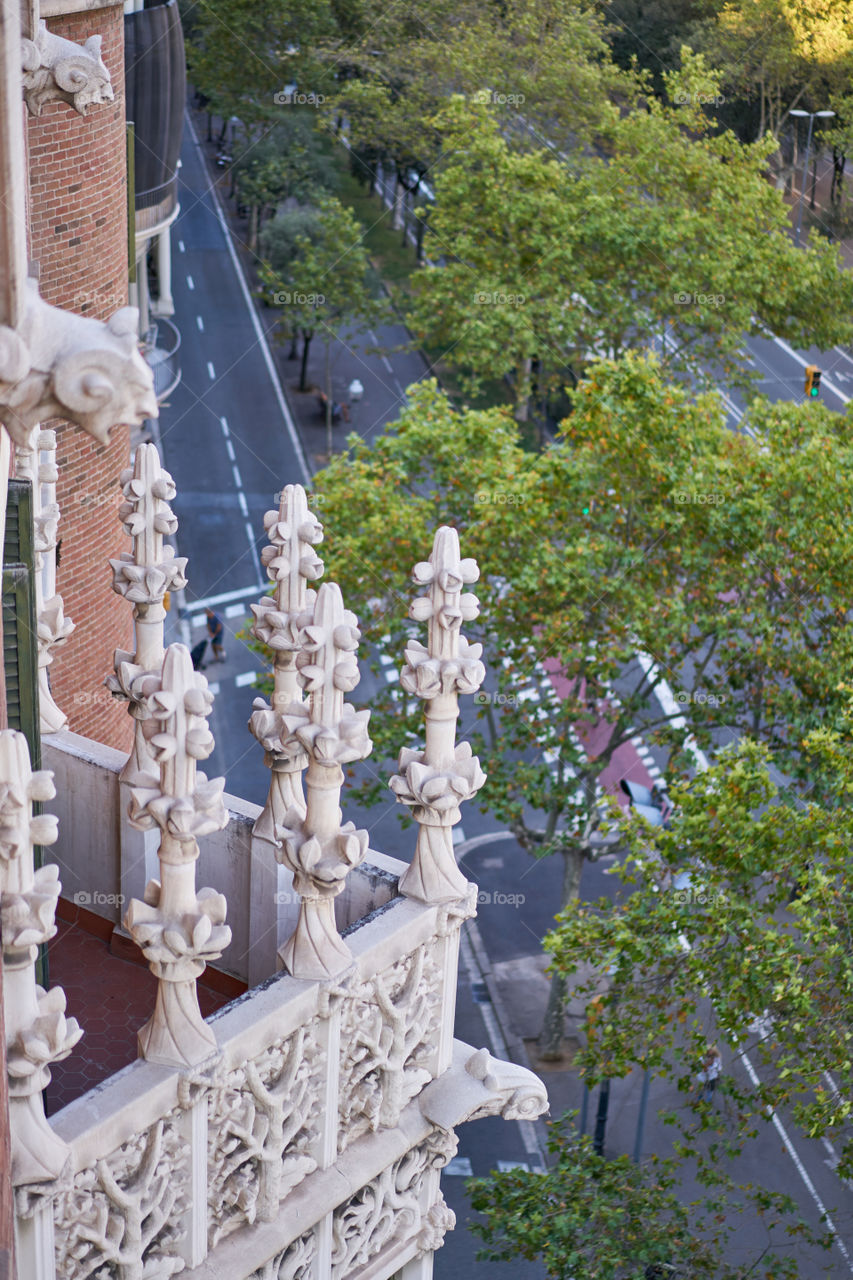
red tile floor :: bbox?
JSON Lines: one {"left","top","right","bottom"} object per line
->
{"left": 44, "top": 919, "right": 233, "bottom": 1114}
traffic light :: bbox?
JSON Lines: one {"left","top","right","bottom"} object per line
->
{"left": 805, "top": 365, "right": 822, "bottom": 399}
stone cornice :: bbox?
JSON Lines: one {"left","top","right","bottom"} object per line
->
{"left": 40, "top": 0, "right": 124, "bottom": 18}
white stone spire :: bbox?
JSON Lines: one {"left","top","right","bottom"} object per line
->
{"left": 249, "top": 485, "right": 323, "bottom": 842}
{"left": 0, "top": 730, "right": 82, "bottom": 1183}
{"left": 276, "top": 582, "right": 372, "bottom": 980}
{"left": 124, "top": 643, "right": 230, "bottom": 1067}
{"left": 391, "top": 527, "right": 486, "bottom": 903}
{"left": 109, "top": 443, "right": 188, "bottom": 785}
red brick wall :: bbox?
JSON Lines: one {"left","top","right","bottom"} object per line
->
{"left": 26, "top": 2, "right": 133, "bottom": 751}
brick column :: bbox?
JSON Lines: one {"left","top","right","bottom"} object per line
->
{"left": 25, "top": 0, "right": 133, "bottom": 751}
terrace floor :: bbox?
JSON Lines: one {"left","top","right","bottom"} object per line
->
{"left": 44, "top": 911, "right": 235, "bottom": 1113}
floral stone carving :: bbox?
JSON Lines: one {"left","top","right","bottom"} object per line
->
{"left": 109, "top": 443, "right": 188, "bottom": 785}
{"left": 21, "top": 21, "right": 113, "bottom": 117}
{"left": 0, "top": 730, "right": 81, "bottom": 1183}
{"left": 338, "top": 942, "right": 443, "bottom": 1149}
{"left": 208, "top": 1024, "right": 325, "bottom": 1247}
{"left": 275, "top": 582, "right": 372, "bottom": 980}
{"left": 125, "top": 643, "right": 230, "bottom": 1066}
{"left": 250, "top": 1231, "right": 316, "bottom": 1280}
{"left": 331, "top": 1132, "right": 457, "bottom": 1277}
{"left": 249, "top": 484, "right": 323, "bottom": 843}
{"left": 53, "top": 1112, "right": 188, "bottom": 1280}
{"left": 0, "top": 279, "right": 156, "bottom": 448}
{"left": 390, "top": 527, "right": 486, "bottom": 903}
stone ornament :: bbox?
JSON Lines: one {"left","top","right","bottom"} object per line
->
{"left": 15, "top": 428, "right": 74, "bottom": 733}
{"left": 124, "top": 644, "right": 230, "bottom": 1067}
{"left": 108, "top": 443, "right": 188, "bottom": 785}
{"left": 0, "top": 279, "right": 156, "bottom": 448}
{"left": 420, "top": 1043, "right": 549, "bottom": 1131}
{"left": 390, "top": 527, "right": 486, "bottom": 903}
{"left": 21, "top": 21, "right": 113, "bottom": 117}
{"left": 249, "top": 485, "right": 323, "bottom": 843}
{"left": 0, "top": 730, "right": 82, "bottom": 1184}
{"left": 275, "top": 582, "right": 372, "bottom": 981}
{"left": 54, "top": 1113, "right": 187, "bottom": 1280}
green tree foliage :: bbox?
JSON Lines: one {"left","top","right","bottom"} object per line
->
{"left": 309, "top": 358, "right": 853, "bottom": 1053}
{"left": 404, "top": 96, "right": 853, "bottom": 417}
{"left": 233, "top": 115, "right": 337, "bottom": 249}
{"left": 469, "top": 1120, "right": 827, "bottom": 1278}
{"left": 259, "top": 197, "right": 386, "bottom": 450}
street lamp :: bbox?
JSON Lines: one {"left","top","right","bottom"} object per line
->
{"left": 790, "top": 109, "right": 835, "bottom": 247}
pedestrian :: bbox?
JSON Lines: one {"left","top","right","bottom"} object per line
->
{"left": 696, "top": 1044, "right": 722, "bottom": 1103}
{"left": 205, "top": 608, "right": 226, "bottom": 662}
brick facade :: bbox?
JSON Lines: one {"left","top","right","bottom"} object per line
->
{"left": 26, "top": 1, "right": 133, "bottom": 751}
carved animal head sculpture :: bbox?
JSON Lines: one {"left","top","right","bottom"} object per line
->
{"left": 21, "top": 23, "right": 114, "bottom": 117}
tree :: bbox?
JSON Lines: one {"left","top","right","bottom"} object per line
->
{"left": 530, "top": 727, "right": 853, "bottom": 1275}
{"left": 233, "top": 115, "right": 337, "bottom": 250}
{"left": 259, "top": 196, "right": 387, "bottom": 454}
{"left": 404, "top": 95, "right": 853, "bottom": 418}
{"left": 469, "top": 1118, "right": 828, "bottom": 1278}
{"left": 309, "top": 357, "right": 853, "bottom": 1057}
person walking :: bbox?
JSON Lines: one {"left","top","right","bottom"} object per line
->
{"left": 696, "top": 1044, "right": 722, "bottom": 1103}
{"left": 205, "top": 608, "right": 226, "bottom": 662}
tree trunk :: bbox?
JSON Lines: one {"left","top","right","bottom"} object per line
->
{"left": 287, "top": 330, "right": 298, "bottom": 360}
{"left": 514, "top": 356, "right": 532, "bottom": 423}
{"left": 392, "top": 177, "right": 405, "bottom": 230}
{"left": 299, "top": 330, "right": 313, "bottom": 392}
{"left": 538, "top": 846, "right": 585, "bottom": 1060}
{"left": 248, "top": 205, "right": 259, "bottom": 253}
{"left": 324, "top": 341, "right": 334, "bottom": 460}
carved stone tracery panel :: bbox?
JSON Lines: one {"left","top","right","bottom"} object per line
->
{"left": 331, "top": 1131, "right": 456, "bottom": 1278}
{"left": 53, "top": 1110, "right": 188, "bottom": 1280}
{"left": 207, "top": 1026, "right": 325, "bottom": 1248}
{"left": 249, "top": 1231, "right": 316, "bottom": 1280}
{"left": 338, "top": 942, "right": 443, "bottom": 1151}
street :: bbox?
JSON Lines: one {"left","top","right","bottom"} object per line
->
{"left": 157, "top": 107, "right": 853, "bottom": 1276}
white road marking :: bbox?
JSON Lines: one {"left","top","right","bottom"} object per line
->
{"left": 481, "top": 856, "right": 504, "bottom": 868}
{"left": 187, "top": 113, "right": 310, "bottom": 483}
{"left": 497, "top": 1160, "right": 530, "bottom": 1173}
{"left": 191, "top": 614, "right": 206, "bottom": 629}
{"left": 769, "top": 334, "right": 850, "bottom": 405}
{"left": 186, "top": 274, "right": 194, "bottom": 290}
{"left": 444, "top": 1157, "right": 473, "bottom": 1177}
{"left": 207, "top": 681, "right": 220, "bottom": 694}
{"left": 378, "top": 652, "right": 394, "bottom": 666}
{"left": 235, "top": 671, "right": 257, "bottom": 688}
{"left": 207, "top": 361, "right": 216, "bottom": 380}
{"left": 189, "top": 584, "right": 266, "bottom": 610}
{"left": 383, "top": 669, "right": 397, "bottom": 683}
{"left": 220, "top": 416, "right": 230, "bottom": 437}
{"left": 196, "top": 315, "right": 204, "bottom": 332}
{"left": 178, "top": 240, "right": 185, "bottom": 253}
{"left": 225, "top": 439, "right": 235, "bottom": 462}
{"left": 225, "top": 603, "right": 247, "bottom": 619}
{"left": 238, "top": 491, "right": 248, "bottom": 517}
{"left": 381, "top": 354, "right": 393, "bottom": 373}
{"left": 452, "top": 826, "right": 466, "bottom": 846}
{"left": 231, "top": 465, "right": 242, "bottom": 489}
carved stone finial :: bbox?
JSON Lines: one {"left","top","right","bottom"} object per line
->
{"left": 276, "top": 582, "right": 372, "bottom": 980}
{"left": 249, "top": 485, "right": 324, "bottom": 843}
{"left": 0, "top": 280, "right": 156, "bottom": 448}
{"left": 124, "top": 644, "right": 230, "bottom": 1067}
{"left": 21, "top": 21, "right": 113, "bottom": 117}
{"left": 390, "top": 527, "right": 486, "bottom": 903}
{"left": 108, "top": 444, "right": 189, "bottom": 785}
{"left": 15, "top": 429, "right": 75, "bottom": 733}
{"left": 0, "top": 730, "right": 82, "bottom": 1183}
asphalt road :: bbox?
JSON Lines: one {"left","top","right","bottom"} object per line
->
{"left": 157, "top": 109, "right": 853, "bottom": 1277}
